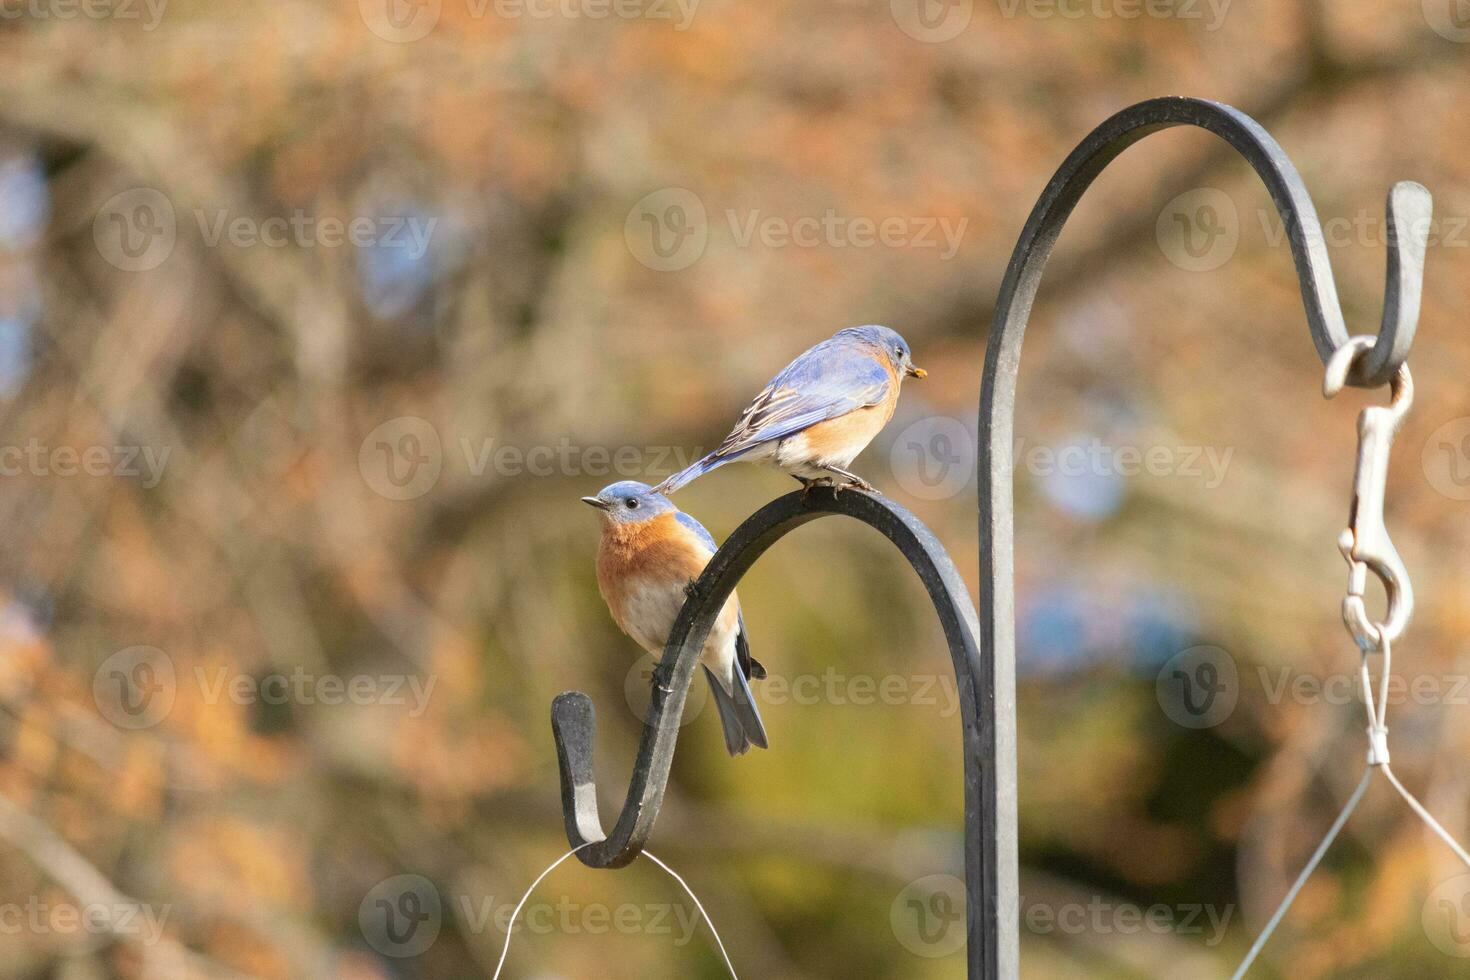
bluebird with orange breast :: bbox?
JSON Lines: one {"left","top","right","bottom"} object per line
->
{"left": 653, "top": 325, "right": 926, "bottom": 495}
{"left": 584, "top": 480, "right": 767, "bottom": 756}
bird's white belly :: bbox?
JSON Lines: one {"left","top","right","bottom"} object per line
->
{"left": 623, "top": 577, "right": 738, "bottom": 686}
{"left": 774, "top": 434, "right": 840, "bottom": 479}
{"left": 732, "top": 437, "right": 839, "bottom": 481}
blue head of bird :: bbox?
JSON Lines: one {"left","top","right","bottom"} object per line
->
{"left": 581, "top": 480, "right": 677, "bottom": 525}
{"left": 836, "top": 324, "right": 927, "bottom": 379}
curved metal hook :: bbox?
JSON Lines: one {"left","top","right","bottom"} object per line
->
{"left": 977, "top": 96, "right": 1431, "bottom": 977}
{"left": 550, "top": 488, "right": 990, "bottom": 967}
{"left": 992, "top": 97, "right": 1427, "bottom": 388}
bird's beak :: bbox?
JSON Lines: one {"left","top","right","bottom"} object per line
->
{"left": 906, "top": 364, "right": 928, "bottom": 379}
{"left": 581, "top": 496, "right": 610, "bottom": 511}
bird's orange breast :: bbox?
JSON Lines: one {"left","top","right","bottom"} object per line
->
{"left": 597, "top": 514, "right": 708, "bottom": 623}
{"left": 595, "top": 513, "right": 740, "bottom": 651}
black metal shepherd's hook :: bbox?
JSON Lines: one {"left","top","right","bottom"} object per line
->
{"left": 550, "top": 96, "right": 1430, "bottom": 979}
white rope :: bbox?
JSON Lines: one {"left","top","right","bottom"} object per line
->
{"left": 491, "top": 844, "right": 739, "bottom": 979}
{"left": 1232, "top": 635, "right": 1470, "bottom": 977}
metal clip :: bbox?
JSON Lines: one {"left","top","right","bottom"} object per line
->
{"left": 1323, "top": 336, "right": 1414, "bottom": 651}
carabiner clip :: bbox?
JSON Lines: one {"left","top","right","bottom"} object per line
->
{"left": 1324, "top": 336, "right": 1414, "bottom": 651}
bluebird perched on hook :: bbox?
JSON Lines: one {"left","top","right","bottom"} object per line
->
{"left": 653, "top": 325, "right": 926, "bottom": 495}
{"left": 584, "top": 481, "right": 768, "bottom": 756}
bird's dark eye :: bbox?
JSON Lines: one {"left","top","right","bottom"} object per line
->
{"left": 625, "top": 498, "right": 639, "bottom": 509}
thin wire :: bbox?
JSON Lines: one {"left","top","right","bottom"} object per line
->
{"left": 490, "top": 845, "right": 739, "bottom": 980}
{"left": 1234, "top": 633, "right": 1470, "bottom": 977}
{"left": 1381, "top": 765, "right": 1470, "bottom": 869}
{"left": 644, "top": 849, "right": 740, "bottom": 979}
{"left": 492, "top": 842, "right": 592, "bottom": 980}
{"left": 1229, "top": 768, "right": 1371, "bottom": 980}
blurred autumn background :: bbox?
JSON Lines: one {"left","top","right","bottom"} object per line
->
{"left": 5, "top": 0, "right": 1470, "bottom": 977}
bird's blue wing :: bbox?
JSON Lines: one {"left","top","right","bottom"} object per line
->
{"left": 712, "top": 339, "right": 891, "bottom": 459}
{"left": 674, "top": 510, "right": 720, "bottom": 553}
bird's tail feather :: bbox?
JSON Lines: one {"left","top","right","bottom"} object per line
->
{"left": 702, "top": 664, "right": 768, "bottom": 756}
{"left": 652, "top": 450, "right": 733, "bottom": 495}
